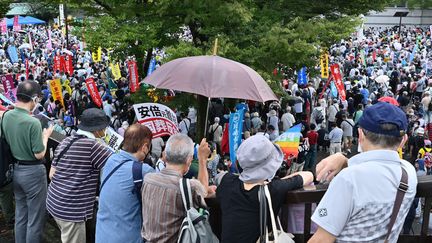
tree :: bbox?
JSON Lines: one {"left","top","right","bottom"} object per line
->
{"left": 0, "top": 0, "right": 12, "bottom": 18}
{"left": 39, "top": 0, "right": 394, "bottom": 140}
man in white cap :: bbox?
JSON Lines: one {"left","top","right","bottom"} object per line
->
{"left": 281, "top": 106, "right": 296, "bottom": 132}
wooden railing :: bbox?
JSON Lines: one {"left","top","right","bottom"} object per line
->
{"left": 281, "top": 177, "right": 432, "bottom": 243}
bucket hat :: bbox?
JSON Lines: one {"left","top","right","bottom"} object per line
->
{"left": 77, "top": 108, "right": 110, "bottom": 132}
{"left": 237, "top": 134, "right": 283, "bottom": 183}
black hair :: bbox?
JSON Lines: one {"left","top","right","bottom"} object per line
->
{"left": 16, "top": 81, "right": 41, "bottom": 103}
{"left": 310, "top": 124, "right": 316, "bottom": 130}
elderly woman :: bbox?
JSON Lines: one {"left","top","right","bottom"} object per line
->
{"left": 215, "top": 135, "right": 313, "bottom": 242}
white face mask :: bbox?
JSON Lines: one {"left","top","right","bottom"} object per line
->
{"left": 357, "top": 140, "right": 363, "bottom": 153}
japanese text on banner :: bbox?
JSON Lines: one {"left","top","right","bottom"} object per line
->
{"left": 1, "top": 74, "right": 16, "bottom": 103}
{"left": 128, "top": 60, "right": 139, "bottom": 93}
{"left": 85, "top": 78, "right": 102, "bottom": 108}
{"left": 320, "top": 52, "right": 329, "bottom": 79}
{"left": 229, "top": 108, "right": 244, "bottom": 166}
{"left": 103, "top": 128, "right": 124, "bottom": 152}
{"left": 330, "top": 64, "right": 346, "bottom": 101}
{"left": 133, "top": 103, "right": 179, "bottom": 138}
{"left": 50, "top": 79, "right": 64, "bottom": 107}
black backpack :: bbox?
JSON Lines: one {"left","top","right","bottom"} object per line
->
{"left": 0, "top": 111, "right": 16, "bottom": 187}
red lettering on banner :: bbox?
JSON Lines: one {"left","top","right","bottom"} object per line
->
{"left": 330, "top": 64, "right": 346, "bottom": 101}
{"left": 128, "top": 61, "right": 139, "bottom": 93}
{"left": 64, "top": 55, "right": 74, "bottom": 75}
{"left": 85, "top": 78, "right": 103, "bottom": 108}
{"left": 54, "top": 55, "right": 62, "bottom": 73}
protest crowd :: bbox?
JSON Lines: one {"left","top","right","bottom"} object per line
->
{"left": 0, "top": 17, "right": 431, "bottom": 243}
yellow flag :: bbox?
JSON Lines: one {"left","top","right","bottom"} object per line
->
{"left": 320, "top": 52, "right": 329, "bottom": 79}
{"left": 97, "top": 47, "right": 102, "bottom": 62}
{"left": 50, "top": 79, "right": 64, "bottom": 108}
{"left": 110, "top": 62, "right": 122, "bottom": 80}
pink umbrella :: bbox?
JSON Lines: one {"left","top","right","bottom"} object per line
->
{"left": 142, "top": 55, "right": 278, "bottom": 102}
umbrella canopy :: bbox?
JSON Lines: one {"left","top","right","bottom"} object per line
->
{"left": 6, "top": 16, "right": 46, "bottom": 26}
{"left": 375, "top": 74, "right": 390, "bottom": 84}
{"left": 19, "top": 43, "right": 31, "bottom": 49}
{"left": 378, "top": 96, "right": 399, "bottom": 106}
{"left": 143, "top": 55, "right": 277, "bottom": 102}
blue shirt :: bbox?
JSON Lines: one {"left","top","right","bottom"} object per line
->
{"left": 96, "top": 151, "right": 154, "bottom": 243}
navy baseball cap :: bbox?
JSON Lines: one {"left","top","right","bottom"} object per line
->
{"left": 358, "top": 102, "right": 408, "bottom": 137}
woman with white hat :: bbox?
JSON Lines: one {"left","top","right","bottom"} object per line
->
{"left": 215, "top": 134, "right": 313, "bottom": 242}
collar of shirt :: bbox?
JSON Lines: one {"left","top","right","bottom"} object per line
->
{"left": 118, "top": 150, "right": 139, "bottom": 163}
{"left": 348, "top": 149, "right": 400, "bottom": 167}
{"left": 161, "top": 167, "right": 183, "bottom": 178}
{"left": 14, "top": 106, "right": 30, "bottom": 114}
{"left": 76, "top": 129, "right": 95, "bottom": 139}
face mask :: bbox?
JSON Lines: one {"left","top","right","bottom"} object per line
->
{"left": 357, "top": 140, "right": 363, "bottom": 153}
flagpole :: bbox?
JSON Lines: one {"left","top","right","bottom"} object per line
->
{"left": 204, "top": 38, "right": 219, "bottom": 136}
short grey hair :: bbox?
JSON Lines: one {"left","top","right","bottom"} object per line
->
{"left": 165, "top": 134, "right": 194, "bottom": 165}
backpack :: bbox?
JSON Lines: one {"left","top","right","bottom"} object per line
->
{"left": 0, "top": 111, "right": 15, "bottom": 187}
{"left": 177, "top": 178, "right": 219, "bottom": 243}
{"left": 313, "top": 110, "right": 324, "bottom": 124}
{"left": 207, "top": 125, "right": 220, "bottom": 141}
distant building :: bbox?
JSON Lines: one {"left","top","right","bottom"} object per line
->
{"left": 365, "top": 2, "right": 432, "bottom": 27}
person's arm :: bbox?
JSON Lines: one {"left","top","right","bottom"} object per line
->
{"left": 34, "top": 125, "right": 54, "bottom": 160}
{"left": 197, "top": 138, "right": 213, "bottom": 197}
{"left": 308, "top": 227, "right": 336, "bottom": 243}
{"left": 316, "top": 153, "right": 348, "bottom": 182}
{"left": 281, "top": 171, "right": 313, "bottom": 185}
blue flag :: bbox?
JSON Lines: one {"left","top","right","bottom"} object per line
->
{"left": 297, "top": 67, "right": 307, "bottom": 86}
{"left": 7, "top": 45, "right": 18, "bottom": 63}
{"left": 229, "top": 108, "right": 244, "bottom": 168}
{"left": 330, "top": 81, "right": 338, "bottom": 98}
{"left": 147, "top": 58, "right": 156, "bottom": 76}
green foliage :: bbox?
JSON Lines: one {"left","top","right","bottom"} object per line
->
{"left": 0, "top": 0, "right": 11, "bottom": 18}
{"left": 406, "top": 0, "right": 432, "bottom": 8}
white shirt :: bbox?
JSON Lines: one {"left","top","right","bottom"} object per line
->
{"left": 151, "top": 137, "right": 164, "bottom": 159}
{"left": 209, "top": 123, "right": 223, "bottom": 143}
{"left": 327, "top": 104, "right": 339, "bottom": 122}
{"left": 179, "top": 118, "right": 191, "bottom": 134}
{"left": 281, "top": 112, "right": 296, "bottom": 132}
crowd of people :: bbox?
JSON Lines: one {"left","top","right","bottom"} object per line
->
{"left": 0, "top": 21, "right": 431, "bottom": 243}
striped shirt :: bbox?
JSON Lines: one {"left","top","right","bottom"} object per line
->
{"left": 141, "top": 168, "right": 207, "bottom": 243}
{"left": 46, "top": 133, "right": 112, "bottom": 222}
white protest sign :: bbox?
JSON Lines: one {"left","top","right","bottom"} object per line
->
{"left": 103, "top": 127, "right": 124, "bottom": 152}
{"left": 133, "top": 103, "right": 179, "bottom": 138}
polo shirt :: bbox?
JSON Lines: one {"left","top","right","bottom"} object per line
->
{"left": 2, "top": 107, "right": 44, "bottom": 161}
{"left": 96, "top": 151, "right": 154, "bottom": 243}
{"left": 312, "top": 150, "right": 417, "bottom": 242}
{"left": 46, "top": 132, "right": 112, "bottom": 222}
{"left": 141, "top": 168, "right": 207, "bottom": 243}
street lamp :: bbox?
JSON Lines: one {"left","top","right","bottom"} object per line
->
{"left": 394, "top": 11, "right": 409, "bottom": 36}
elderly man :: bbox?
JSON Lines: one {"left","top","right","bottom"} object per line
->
{"left": 281, "top": 106, "right": 296, "bottom": 131}
{"left": 309, "top": 102, "right": 417, "bottom": 243}
{"left": 141, "top": 135, "right": 213, "bottom": 243}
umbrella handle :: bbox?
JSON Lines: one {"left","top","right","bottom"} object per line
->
{"left": 204, "top": 97, "right": 210, "bottom": 136}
